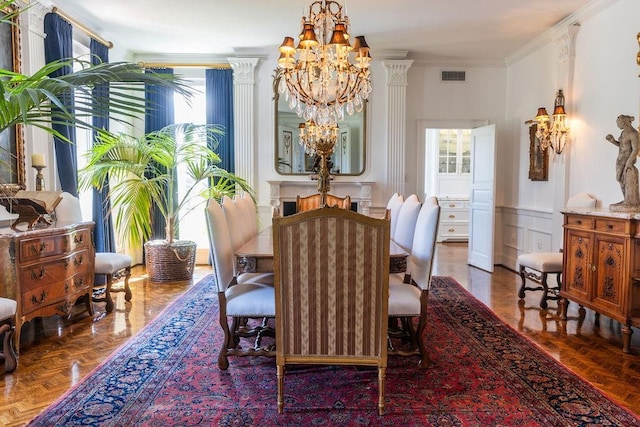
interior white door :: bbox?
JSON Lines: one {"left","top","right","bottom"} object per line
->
{"left": 468, "top": 124, "right": 496, "bottom": 272}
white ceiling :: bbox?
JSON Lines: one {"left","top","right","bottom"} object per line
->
{"left": 44, "top": 0, "right": 593, "bottom": 64}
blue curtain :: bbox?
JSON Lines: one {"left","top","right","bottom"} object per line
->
{"left": 44, "top": 13, "right": 77, "bottom": 195}
{"left": 90, "top": 39, "right": 115, "bottom": 253}
{"left": 145, "top": 68, "right": 175, "bottom": 240}
{"left": 205, "top": 68, "right": 234, "bottom": 173}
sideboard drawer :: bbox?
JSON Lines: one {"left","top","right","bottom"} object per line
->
{"left": 18, "top": 249, "right": 92, "bottom": 292}
{"left": 19, "top": 235, "right": 66, "bottom": 262}
{"left": 21, "top": 281, "right": 68, "bottom": 316}
{"left": 595, "top": 218, "right": 628, "bottom": 234}
{"left": 565, "top": 215, "right": 595, "bottom": 230}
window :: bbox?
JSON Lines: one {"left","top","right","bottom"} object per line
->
{"left": 173, "top": 73, "right": 208, "bottom": 254}
{"left": 438, "top": 129, "right": 471, "bottom": 174}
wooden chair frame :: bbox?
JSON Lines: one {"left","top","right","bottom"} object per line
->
{"left": 273, "top": 206, "right": 390, "bottom": 415}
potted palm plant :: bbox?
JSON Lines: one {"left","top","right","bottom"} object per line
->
{"left": 79, "top": 123, "right": 252, "bottom": 282}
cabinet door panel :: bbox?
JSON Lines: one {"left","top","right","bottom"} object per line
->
{"left": 593, "top": 235, "right": 626, "bottom": 312}
{"left": 564, "top": 230, "right": 593, "bottom": 303}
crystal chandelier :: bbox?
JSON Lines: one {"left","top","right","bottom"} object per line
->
{"left": 277, "top": 0, "right": 372, "bottom": 127}
{"left": 298, "top": 120, "right": 338, "bottom": 195}
{"left": 529, "top": 90, "right": 570, "bottom": 155}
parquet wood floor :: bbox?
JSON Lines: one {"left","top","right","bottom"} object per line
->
{"left": 2, "top": 243, "right": 640, "bottom": 426}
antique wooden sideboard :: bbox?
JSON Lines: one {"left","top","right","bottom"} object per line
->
{"left": 561, "top": 208, "right": 640, "bottom": 353}
{"left": 0, "top": 221, "right": 95, "bottom": 354}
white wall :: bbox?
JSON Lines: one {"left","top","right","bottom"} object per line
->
{"left": 500, "top": 0, "right": 640, "bottom": 269}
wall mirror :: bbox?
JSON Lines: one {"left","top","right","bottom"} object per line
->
{"left": 0, "top": 5, "right": 24, "bottom": 195}
{"left": 274, "top": 73, "right": 366, "bottom": 176}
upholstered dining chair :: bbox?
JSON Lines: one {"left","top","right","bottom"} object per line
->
{"left": 393, "top": 194, "right": 421, "bottom": 253}
{"left": 272, "top": 206, "right": 390, "bottom": 415}
{"left": 517, "top": 192, "right": 597, "bottom": 308}
{"left": 295, "top": 193, "right": 351, "bottom": 212}
{"left": 386, "top": 193, "right": 404, "bottom": 237}
{"left": 205, "top": 199, "right": 275, "bottom": 370}
{"left": 0, "top": 298, "right": 17, "bottom": 372}
{"left": 235, "top": 192, "right": 258, "bottom": 242}
{"left": 388, "top": 196, "right": 440, "bottom": 368}
{"left": 54, "top": 192, "right": 132, "bottom": 313}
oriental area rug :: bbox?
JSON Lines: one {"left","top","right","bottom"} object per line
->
{"left": 28, "top": 276, "right": 640, "bottom": 426}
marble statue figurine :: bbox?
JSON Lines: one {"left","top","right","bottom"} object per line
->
{"left": 606, "top": 114, "right": 640, "bottom": 211}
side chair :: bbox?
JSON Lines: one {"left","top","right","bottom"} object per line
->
{"left": 296, "top": 193, "right": 351, "bottom": 212}
{"left": 386, "top": 192, "right": 404, "bottom": 237}
{"left": 393, "top": 194, "right": 421, "bottom": 254}
{"left": 517, "top": 192, "right": 596, "bottom": 308}
{"left": 205, "top": 199, "right": 275, "bottom": 370}
{"left": 0, "top": 298, "right": 17, "bottom": 373}
{"left": 273, "top": 206, "right": 390, "bottom": 415}
{"left": 54, "top": 192, "right": 132, "bottom": 313}
{"left": 388, "top": 196, "right": 440, "bottom": 368}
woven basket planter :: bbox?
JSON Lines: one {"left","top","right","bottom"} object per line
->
{"left": 144, "top": 240, "right": 197, "bottom": 282}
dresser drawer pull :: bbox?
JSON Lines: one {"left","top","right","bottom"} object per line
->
{"left": 31, "top": 291, "right": 47, "bottom": 305}
{"left": 30, "top": 267, "right": 45, "bottom": 280}
{"left": 29, "top": 242, "right": 47, "bottom": 254}
{"left": 73, "top": 234, "right": 84, "bottom": 244}
{"left": 448, "top": 204, "right": 456, "bottom": 207}
{"left": 607, "top": 224, "right": 614, "bottom": 230}
{"left": 449, "top": 228, "right": 455, "bottom": 232}
{"left": 449, "top": 214, "right": 456, "bottom": 219}
{"left": 74, "top": 255, "right": 84, "bottom": 266}
{"left": 576, "top": 220, "right": 582, "bottom": 225}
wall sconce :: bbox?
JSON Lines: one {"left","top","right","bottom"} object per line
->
{"left": 528, "top": 90, "right": 570, "bottom": 155}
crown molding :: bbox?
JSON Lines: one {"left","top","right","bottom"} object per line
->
{"left": 505, "top": 0, "right": 619, "bottom": 66}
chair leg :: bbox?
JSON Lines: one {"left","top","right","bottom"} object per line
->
{"left": 217, "top": 297, "right": 230, "bottom": 370}
{"left": 277, "top": 364, "right": 285, "bottom": 414}
{"left": 416, "top": 291, "right": 430, "bottom": 369}
{"left": 123, "top": 267, "right": 132, "bottom": 302}
{"left": 378, "top": 366, "right": 386, "bottom": 416}
{"left": 104, "top": 274, "right": 114, "bottom": 313}
{"left": 539, "top": 272, "right": 550, "bottom": 309}
{"left": 0, "top": 323, "right": 17, "bottom": 373}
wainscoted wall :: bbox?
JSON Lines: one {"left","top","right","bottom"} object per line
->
{"left": 498, "top": 206, "right": 555, "bottom": 272}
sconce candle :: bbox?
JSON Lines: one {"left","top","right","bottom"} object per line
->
{"left": 31, "top": 153, "right": 46, "bottom": 167}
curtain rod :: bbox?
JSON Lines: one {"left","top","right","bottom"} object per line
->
{"left": 137, "top": 62, "right": 231, "bottom": 69}
{"left": 52, "top": 7, "right": 113, "bottom": 49}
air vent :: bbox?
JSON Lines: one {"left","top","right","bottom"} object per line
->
{"left": 441, "top": 70, "right": 466, "bottom": 82}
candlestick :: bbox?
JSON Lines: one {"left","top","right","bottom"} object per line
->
{"left": 31, "top": 153, "right": 46, "bottom": 168}
{"left": 33, "top": 166, "right": 45, "bottom": 191}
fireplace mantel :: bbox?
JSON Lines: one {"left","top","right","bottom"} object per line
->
{"left": 268, "top": 180, "right": 375, "bottom": 215}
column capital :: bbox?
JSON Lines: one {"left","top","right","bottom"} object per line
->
{"left": 228, "top": 57, "right": 259, "bottom": 84}
{"left": 556, "top": 24, "right": 579, "bottom": 63}
{"left": 382, "top": 60, "right": 414, "bottom": 85}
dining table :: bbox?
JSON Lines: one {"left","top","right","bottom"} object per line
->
{"left": 235, "top": 226, "right": 409, "bottom": 274}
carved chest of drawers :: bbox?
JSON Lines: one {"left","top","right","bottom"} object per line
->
{"left": 561, "top": 209, "right": 640, "bottom": 353}
{"left": 0, "top": 221, "right": 95, "bottom": 353}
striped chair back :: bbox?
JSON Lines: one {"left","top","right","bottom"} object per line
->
{"left": 272, "top": 206, "right": 390, "bottom": 415}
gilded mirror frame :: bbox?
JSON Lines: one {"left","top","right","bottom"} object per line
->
{"left": 273, "top": 71, "right": 367, "bottom": 176}
{"left": 0, "top": 4, "right": 25, "bottom": 195}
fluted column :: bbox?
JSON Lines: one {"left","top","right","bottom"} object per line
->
{"left": 383, "top": 60, "right": 413, "bottom": 197}
{"left": 25, "top": 3, "right": 54, "bottom": 191}
{"left": 551, "top": 25, "right": 579, "bottom": 252}
{"left": 228, "top": 57, "right": 259, "bottom": 190}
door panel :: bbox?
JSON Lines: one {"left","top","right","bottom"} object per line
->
{"left": 468, "top": 124, "right": 496, "bottom": 272}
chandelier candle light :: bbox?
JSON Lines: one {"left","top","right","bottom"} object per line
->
{"left": 277, "top": 0, "right": 372, "bottom": 203}
{"left": 528, "top": 90, "right": 570, "bottom": 155}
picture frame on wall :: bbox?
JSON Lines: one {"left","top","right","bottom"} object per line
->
{"left": 0, "top": 4, "right": 24, "bottom": 195}
{"left": 528, "top": 124, "right": 548, "bottom": 181}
